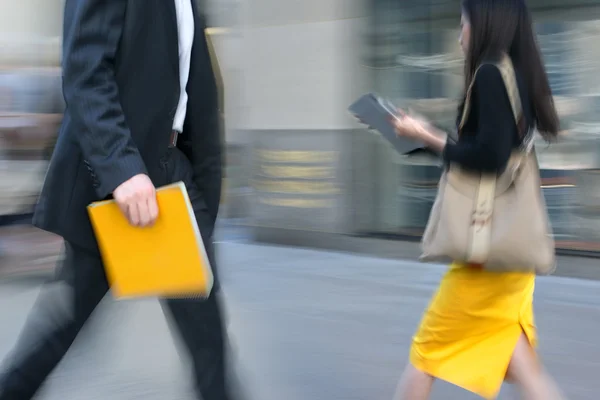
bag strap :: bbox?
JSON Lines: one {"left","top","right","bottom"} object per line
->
{"left": 495, "top": 57, "right": 522, "bottom": 130}
{"left": 465, "top": 55, "right": 531, "bottom": 264}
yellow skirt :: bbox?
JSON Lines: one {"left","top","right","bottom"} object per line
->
{"left": 410, "top": 262, "right": 536, "bottom": 399}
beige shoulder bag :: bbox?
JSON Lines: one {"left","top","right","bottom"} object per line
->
{"left": 420, "top": 56, "right": 556, "bottom": 274}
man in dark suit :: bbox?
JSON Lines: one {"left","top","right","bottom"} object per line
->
{"left": 0, "top": 1, "right": 234, "bottom": 399}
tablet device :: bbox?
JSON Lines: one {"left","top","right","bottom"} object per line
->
{"left": 348, "top": 93, "right": 424, "bottom": 154}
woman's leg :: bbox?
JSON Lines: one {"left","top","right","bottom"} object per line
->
{"left": 393, "top": 364, "right": 434, "bottom": 400}
{"left": 506, "top": 334, "right": 565, "bottom": 400}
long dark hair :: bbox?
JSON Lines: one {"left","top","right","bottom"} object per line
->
{"left": 461, "top": 0, "right": 559, "bottom": 140}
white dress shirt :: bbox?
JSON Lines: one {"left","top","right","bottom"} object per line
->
{"left": 172, "top": 0, "right": 195, "bottom": 133}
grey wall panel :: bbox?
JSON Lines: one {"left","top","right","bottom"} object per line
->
{"left": 239, "top": 22, "right": 339, "bottom": 130}
{"left": 240, "top": 18, "right": 370, "bottom": 131}
{"left": 248, "top": 129, "right": 356, "bottom": 233}
{"left": 241, "top": 0, "right": 366, "bottom": 27}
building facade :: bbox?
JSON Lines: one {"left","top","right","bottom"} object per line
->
{"left": 4, "top": 0, "right": 600, "bottom": 252}
{"left": 242, "top": 0, "right": 600, "bottom": 253}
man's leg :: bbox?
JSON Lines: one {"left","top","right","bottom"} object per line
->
{"left": 0, "top": 242, "right": 109, "bottom": 399}
{"left": 161, "top": 294, "right": 233, "bottom": 400}
{"left": 160, "top": 147, "right": 236, "bottom": 399}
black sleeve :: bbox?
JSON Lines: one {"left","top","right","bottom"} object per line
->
{"left": 192, "top": 28, "right": 223, "bottom": 226}
{"left": 180, "top": 21, "right": 223, "bottom": 234}
{"left": 62, "top": 0, "right": 147, "bottom": 198}
{"left": 442, "top": 64, "right": 515, "bottom": 172}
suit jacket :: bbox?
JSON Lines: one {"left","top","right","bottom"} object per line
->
{"left": 33, "top": 0, "right": 222, "bottom": 253}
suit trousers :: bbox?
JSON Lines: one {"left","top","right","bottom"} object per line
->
{"left": 0, "top": 148, "right": 231, "bottom": 400}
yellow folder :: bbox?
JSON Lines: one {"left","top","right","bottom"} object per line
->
{"left": 87, "top": 181, "right": 213, "bottom": 299}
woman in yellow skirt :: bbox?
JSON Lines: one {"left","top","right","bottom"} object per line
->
{"left": 391, "top": 0, "right": 565, "bottom": 398}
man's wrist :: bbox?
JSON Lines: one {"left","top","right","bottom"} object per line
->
{"left": 94, "top": 154, "right": 148, "bottom": 199}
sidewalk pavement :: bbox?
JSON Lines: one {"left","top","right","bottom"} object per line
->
{"left": 0, "top": 240, "right": 599, "bottom": 399}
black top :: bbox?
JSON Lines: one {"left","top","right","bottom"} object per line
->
{"left": 442, "top": 63, "right": 533, "bottom": 173}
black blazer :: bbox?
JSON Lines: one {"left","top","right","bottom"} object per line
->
{"left": 33, "top": 0, "right": 222, "bottom": 252}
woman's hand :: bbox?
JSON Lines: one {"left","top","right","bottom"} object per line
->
{"left": 392, "top": 109, "right": 448, "bottom": 153}
{"left": 391, "top": 110, "right": 431, "bottom": 141}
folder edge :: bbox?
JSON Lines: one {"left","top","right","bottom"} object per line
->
{"left": 176, "top": 181, "right": 215, "bottom": 297}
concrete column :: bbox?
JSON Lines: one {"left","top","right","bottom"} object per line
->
{"left": 238, "top": 0, "right": 373, "bottom": 232}
{"left": 238, "top": 0, "right": 369, "bottom": 131}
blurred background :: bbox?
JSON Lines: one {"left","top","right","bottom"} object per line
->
{"left": 4, "top": 0, "right": 600, "bottom": 269}
{"left": 3, "top": 1, "right": 600, "bottom": 399}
